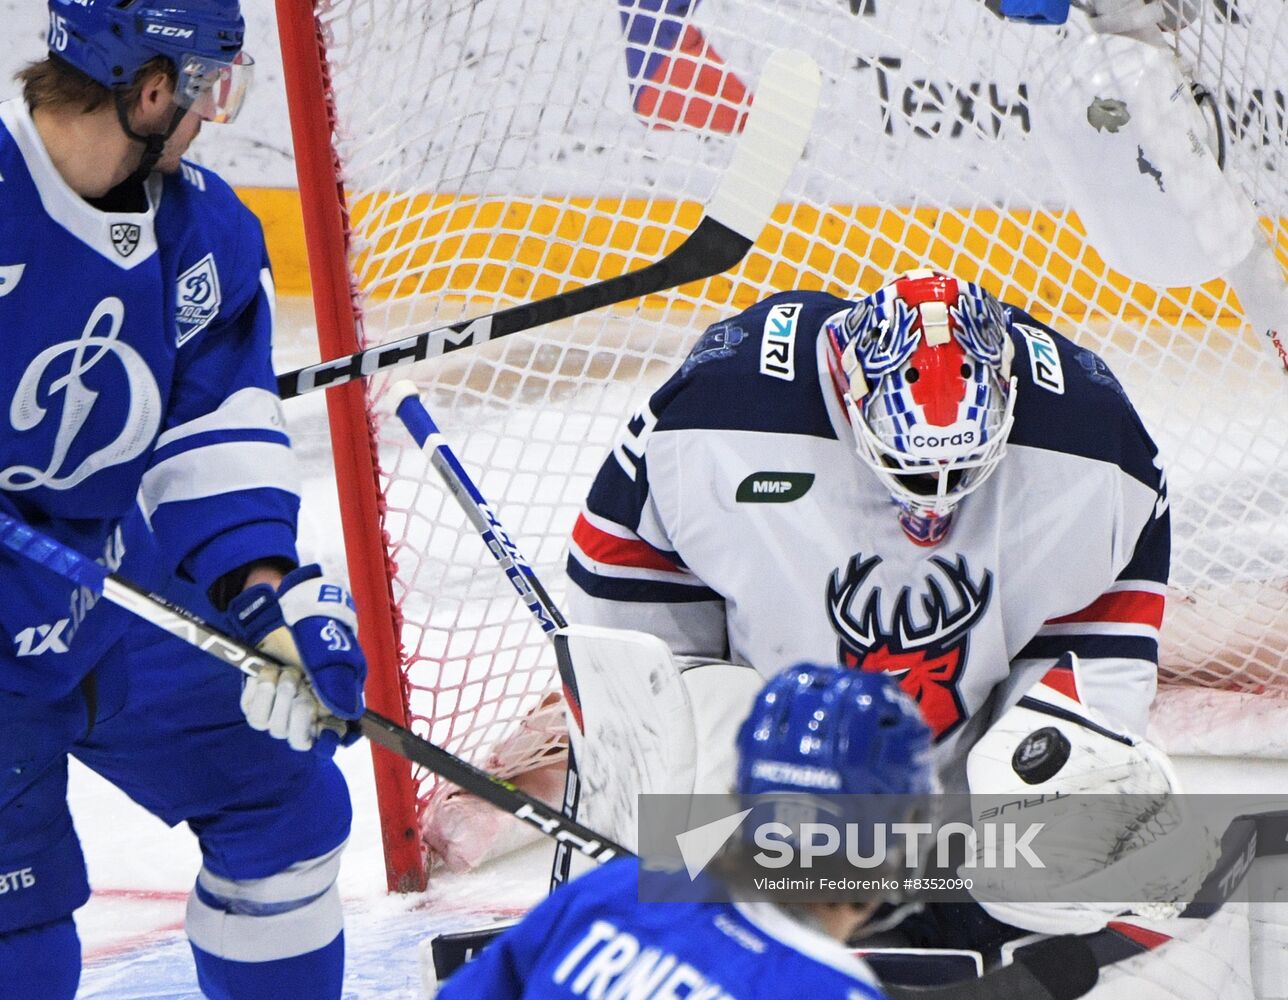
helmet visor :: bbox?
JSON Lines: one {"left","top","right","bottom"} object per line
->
{"left": 176, "top": 50, "right": 254, "bottom": 124}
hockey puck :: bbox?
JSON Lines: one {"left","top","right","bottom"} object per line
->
{"left": 1011, "top": 726, "right": 1070, "bottom": 785}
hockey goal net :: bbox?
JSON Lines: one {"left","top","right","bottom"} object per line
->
{"left": 275, "top": 0, "right": 1288, "bottom": 890}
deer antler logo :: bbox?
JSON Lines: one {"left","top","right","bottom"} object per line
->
{"left": 826, "top": 553, "right": 992, "bottom": 740}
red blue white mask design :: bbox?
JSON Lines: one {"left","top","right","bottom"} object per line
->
{"left": 825, "top": 271, "right": 1017, "bottom": 538}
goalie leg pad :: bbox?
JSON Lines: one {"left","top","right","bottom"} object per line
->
{"left": 559, "top": 625, "right": 699, "bottom": 852}
{"left": 558, "top": 626, "right": 763, "bottom": 851}
{"left": 1091, "top": 906, "right": 1254, "bottom": 1000}
{"left": 186, "top": 843, "right": 345, "bottom": 1000}
{"left": 680, "top": 657, "right": 764, "bottom": 796}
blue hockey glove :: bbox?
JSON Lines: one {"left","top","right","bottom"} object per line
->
{"left": 226, "top": 564, "right": 366, "bottom": 753}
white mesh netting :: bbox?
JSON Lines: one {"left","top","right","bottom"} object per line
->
{"left": 295, "top": 0, "right": 1288, "bottom": 865}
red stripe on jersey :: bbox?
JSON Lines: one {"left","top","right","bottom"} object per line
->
{"left": 1046, "top": 590, "right": 1165, "bottom": 629}
{"left": 1038, "top": 665, "right": 1080, "bottom": 703}
{"left": 572, "top": 513, "right": 682, "bottom": 573}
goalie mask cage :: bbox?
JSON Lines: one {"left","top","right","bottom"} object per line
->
{"left": 275, "top": 0, "right": 1288, "bottom": 891}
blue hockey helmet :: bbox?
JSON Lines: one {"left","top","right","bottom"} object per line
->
{"left": 736, "top": 664, "right": 936, "bottom": 799}
{"left": 47, "top": 0, "right": 252, "bottom": 123}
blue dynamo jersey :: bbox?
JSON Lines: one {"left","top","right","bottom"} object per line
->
{"left": 0, "top": 99, "right": 300, "bottom": 698}
{"left": 437, "top": 858, "right": 887, "bottom": 1000}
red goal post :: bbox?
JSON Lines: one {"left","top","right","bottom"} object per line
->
{"left": 275, "top": 0, "right": 1288, "bottom": 893}
{"left": 274, "top": 0, "right": 425, "bottom": 890}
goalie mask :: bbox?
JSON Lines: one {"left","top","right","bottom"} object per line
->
{"left": 825, "top": 271, "right": 1017, "bottom": 545}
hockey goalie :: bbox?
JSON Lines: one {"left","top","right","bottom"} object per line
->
{"left": 563, "top": 264, "right": 1257, "bottom": 995}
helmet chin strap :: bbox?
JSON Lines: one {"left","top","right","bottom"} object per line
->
{"left": 114, "top": 93, "right": 188, "bottom": 186}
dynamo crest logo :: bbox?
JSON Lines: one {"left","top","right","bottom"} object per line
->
{"left": 176, "top": 253, "right": 222, "bottom": 347}
{"left": 826, "top": 553, "right": 992, "bottom": 740}
{"left": 1, "top": 297, "right": 161, "bottom": 492}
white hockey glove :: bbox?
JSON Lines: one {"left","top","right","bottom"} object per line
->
{"left": 965, "top": 654, "right": 1221, "bottom": 935}
{"left": 226, "top": 565, "right": 366, "bottom": 754}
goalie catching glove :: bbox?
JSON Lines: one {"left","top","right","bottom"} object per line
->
{"left": 227, "top": 564, "right": 367, "bottom": 753}
{"left": 965, "top": 653, "right": 1221, "bottom": 934}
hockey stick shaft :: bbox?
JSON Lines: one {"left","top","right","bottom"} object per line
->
{"left": 391, "top": 382, "right": 583, "bottom": 891}
{"left": 274, "top": 49, "right": 821, "bottom": 400}
{"left": 392, "top": 382, "right": 567, "bottom": 634}
{"left": 0, "top": 514, "right": 630, "bottom": 865}
{"left": 275, "top": 217, "right": 744, "bottom": 399}
{"left": 428, "top": 925, "right": 1091, "bottom": 1000}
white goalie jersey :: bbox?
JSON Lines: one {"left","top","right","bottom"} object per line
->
{"left": 566, "top": 290, "right": 1169, "bottom": 783}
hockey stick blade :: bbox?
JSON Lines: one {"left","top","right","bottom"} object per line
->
{"left": 275, "top": 49, "right": 821, "bottom": 399}
{"left": 0, "top": 513, "right": 631, "bottom": 866}
{"left": 884, "top": 935, "right": 1097, "bottom": 1000}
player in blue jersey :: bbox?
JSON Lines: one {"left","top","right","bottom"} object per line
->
{"left": 437, "top": 664, "right": 934, "bottom": 1000}
{"left": 0, "top": 3, "right": 364, "bottom": 998}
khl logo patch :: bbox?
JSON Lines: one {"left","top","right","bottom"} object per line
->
{"left": 110, "top": 222, "right": 141, "bottom": 258}
{"left": 176, "top": 253, "right": 222, "bottom": 346}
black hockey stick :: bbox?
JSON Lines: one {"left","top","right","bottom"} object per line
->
{"left": 390, "top": 383, "right": 584, "bottom": 892}
{"left": 274, "top": 48, "right": 821, "bottom": 399}
{"left": 424, "top": 787, "right": 1288, "bottom": 995}
{"left": 0, "top": 514, "right": 630, "bottom": 866}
